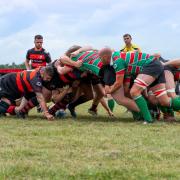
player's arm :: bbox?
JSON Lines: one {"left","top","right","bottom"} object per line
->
{"left": 14, "top": 97, "right": 28, "bottom": 112}
{"left": 106, "top": 56, "right": 125, "bottom": 94}
{"left": 36, "top": 92, "right": 54, "bottom": 120}
{"left": 54, "top": 58, "right": 74, "bottom": 74}
{"left": 104, "top": 74, "right": 124, "bottom": 94}
{"left": 45, "top": 51, "right": 52, "bottom": 64}
{"left": 57, "top": 66, "right": 73, "bottom": 74}
{"left": 70, "top": 45, "right": 93, "bottom": 57}
{"left": 110, "top": 74, "right": 124, "bottom": 94}
{"left": 25, "top": 50, "right": 31, "bottom": 70}
{"left": 60, "top": 55, "right": 82, "bottom": 68}
{"left": 164, "top": 59, "right": 180, "bottom": 67}
{"left": 52, "top": 86, "right": 71, "bottom": 103}
{"left": 25, "top": 59, "right": 31, "bottom": 70}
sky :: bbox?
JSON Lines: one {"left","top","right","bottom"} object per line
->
{"left": 0, "top": 0, "right": 180, "bottom": 64}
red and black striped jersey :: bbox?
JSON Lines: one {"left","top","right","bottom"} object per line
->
{"left": 26, "top": 48, "right": 51, "bottom": 69}
{"left": 0, "top": 69, "right": 43, "bottom": 100}
{"left": 16, "top": 68, "right": 43, "bottom": 94}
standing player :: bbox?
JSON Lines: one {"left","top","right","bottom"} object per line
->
{"left": 25, "top": 35, "right": 52, "bottom": 112}
{"left": 25, "top": 35, "right": 51, "bottom": 70}
{"left": 120, "top": 34, "right": 141, "bottom": 53}
{"left": 116, "top": 34, "right": 142, "bottom": 117}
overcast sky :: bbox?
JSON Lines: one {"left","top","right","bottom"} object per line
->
{"left": 0, "top": 0, "right": 180, "bottom": 64}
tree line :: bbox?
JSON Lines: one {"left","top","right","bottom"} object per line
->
{"left": 0, "top": 62, "right": 25, "bottom": 69}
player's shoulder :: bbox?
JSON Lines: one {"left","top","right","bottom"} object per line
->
{"left": 131, "top": 44, "right": 141, "bottom": 49}
{"left": 120, "top": 45, "right": 126, "bottom": 52}
{"left": 112, "top": 51, "right": 120, "bottom": 57}
{"left": 27, "top": 48, "right": 34, "bottom": 53}
{"left": 42, "top": 48, "right": 50, "bottom": 54}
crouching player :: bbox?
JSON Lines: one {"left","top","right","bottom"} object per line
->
{"left": 0, "top": 66, "right": 54, "bottom": 120}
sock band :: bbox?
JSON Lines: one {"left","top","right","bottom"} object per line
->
{"left": 153, "top": 88, "right": 167, "bottom": 98}
{"left": 134, "top": 78, "right": 148, "bottom": 89}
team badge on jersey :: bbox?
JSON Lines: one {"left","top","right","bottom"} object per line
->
{"left": 36, "top": 82, "right": 42, "bottom": 87}
{"left": 113, "top": 64, "right": 117, "bottom": 69}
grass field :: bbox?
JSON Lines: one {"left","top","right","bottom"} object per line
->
{"left": 0, "top": 102, "right": 180, "bottom": 180}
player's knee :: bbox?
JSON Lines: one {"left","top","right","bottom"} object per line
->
{"left": 158, "top": 98, "right": 170, "bottom": 107}
{"left": 130, "top": 88, "right": 141, "bottom": 98}
{"left": 96, "top": 90, "right": 105, "bottom": 98}
{"left": 148, "top": 96, "right": 157, "bottom": 105}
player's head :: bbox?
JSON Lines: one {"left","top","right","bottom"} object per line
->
{"left": 40, "top": 66, "right": 54, "bottom": 82}
{"left": 123, "top": 33, "right": 132, "bottom": 45}
{"left": 34, "top": 34, "right": 43, "bottom": 49}
{"left": 65, "top": 45, "right": 82, "bottom": 57}
{"left": 98, "top": 47, "right": 112, "bottom": 65}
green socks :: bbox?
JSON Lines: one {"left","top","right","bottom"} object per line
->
{"left": 171, "top": 97, "right": 180, "bottom": 111}
{"left": 108, "top": 99, "right": 115, "bottom": 112}
{"left": 134, "top": 95, "right": 153, "bottom": 123}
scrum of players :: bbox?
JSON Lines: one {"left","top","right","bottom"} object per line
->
{"left": 0, "top": 34, "right": 180, "bottom": 124}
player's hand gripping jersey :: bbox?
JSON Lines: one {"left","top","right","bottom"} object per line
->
{"left": 71, "top": 51, "right": 116, "bottom": 85}
{"left": 71, "top": 51, "right": 103, "bottom": 76}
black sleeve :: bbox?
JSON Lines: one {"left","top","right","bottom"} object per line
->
{"left": 26, "top": 50, "right": 30, "bottom": 60}
{"left": 30, "top": 76, "right": 43, "bottom": 93}
{"left": 45, "top": 52, "right": 52, "bottom": 63}
{"left": 100, "top": 65, "right": 116, "bottom": 86}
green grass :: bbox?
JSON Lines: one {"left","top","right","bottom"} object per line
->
{"left": 0, "top": 102, "right": 180, "bottom": 179}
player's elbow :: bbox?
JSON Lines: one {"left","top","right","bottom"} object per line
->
{"left": 115, "top": 81, "right": 122, "bottom": 89}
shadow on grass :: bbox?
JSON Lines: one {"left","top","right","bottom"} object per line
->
{"left": 2, "top": 114, "right": 179, "bottom": 124}
{"left": 74, "top": 115, "right": 135, "bottom": 123}
{"left": 2, "top": 114, "right": 135, "bottom": 123}
{"left": 1, "top": 115, "right": 44, "bottom": 121}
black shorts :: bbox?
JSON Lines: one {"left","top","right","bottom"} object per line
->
{"left": 80, "top": 73, "right": 91, "bottom": 84}
{"left": 0, "top": 78, "right": 21, "bottom": 103}
{"left": 0, "top": 90, "right": 17, "bottom": 103}
{"left": 99, "top": 65, "right": 116, "bottom": 86}
{"left": 91, "top": 75, "right": 102, "bottom": 85}
{"left": 81, "top": 73, "right": 101, "bottom": 85}
{"left": 140, "top": 60, "right": 165, "bottom": 86}
{"left": 164, "top": 65, "right": 177, "bottom": 73}
{"left": 159, "top": 57, "right": 177, "bottom": 75}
